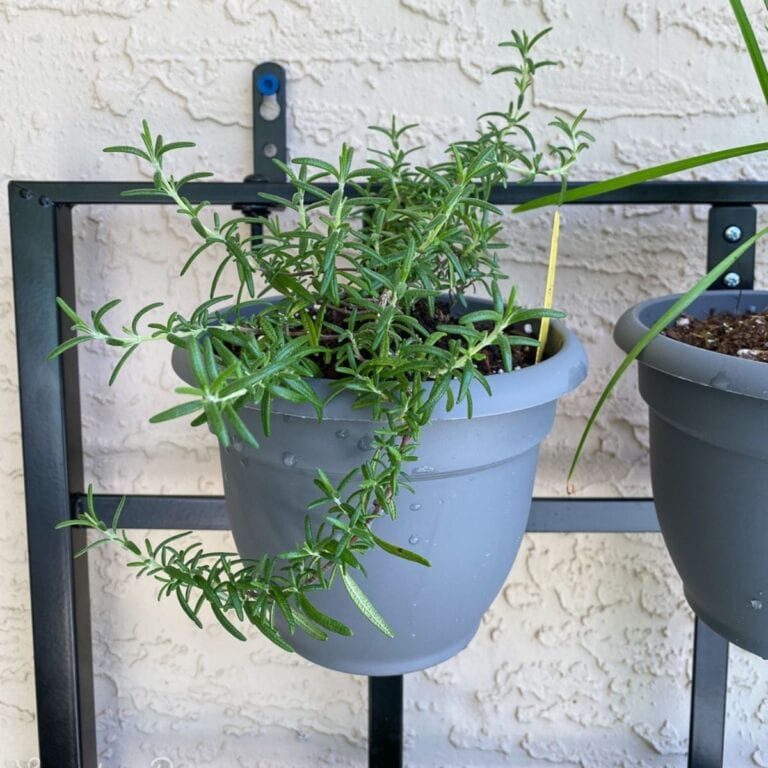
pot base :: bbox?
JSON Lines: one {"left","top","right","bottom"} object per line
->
{"left": 284, "top": 621, "right": 479, "bottom": 676}
{"left": 686, "top": 591, "right": 768, "bottom": 660}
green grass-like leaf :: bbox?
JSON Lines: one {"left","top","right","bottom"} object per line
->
{"left": 731, "top": 0, "right": 768, "bottom": 105}
{"left": 514, "top": 143, "right": 768, "bottom": 213}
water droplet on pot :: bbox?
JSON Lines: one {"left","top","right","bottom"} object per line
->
{"left": 408, "top": 535, "right": 420, "bottom": 544}
{"left": 282, "top": 452, "right": 297, "bottom": 467}
{"left": 357, "top": 433, "right": 373, "bottom": 451}
{"left": 751, "top": 599, "right": 763, "bottom": 610}
{"left": 335, "top": 428, "right": 349, "bottom": 439}
{"left": 709, "top": 372, "right": 730, "bottom": 390}
{"left": 240, "top": 457, "right": 249, "bottom": 468}
{"left": 409, "top": 503, "right": 422, "bottom": 511}
{"left": 414, "top": 465, "right": 435, "bottom": 475}
{"left": 233, "top": 440, "right": 244, "bottom": 453}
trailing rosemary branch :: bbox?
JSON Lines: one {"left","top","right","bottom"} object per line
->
{"left": 53, "top": 29, "right": 593, "bottom": 649}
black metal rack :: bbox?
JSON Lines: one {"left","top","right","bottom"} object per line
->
{"left": 10, "top": 63, "right": 765, "bottom": 767}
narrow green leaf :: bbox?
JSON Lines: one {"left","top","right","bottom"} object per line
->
{"left": 110, "top": 496, "right": 127, "bottom": 531}
{"left": 55, "top": 296, "right": 83, "bottom": 325}
{"left": 108, "top": 346, "right": 138, "bottom": 385}
{"left": 149, "top": 400, "right": 204, "bottom": 423}
{"left": 103, "top": 145, "right": 150, "bottom": 160}
{"left": 177, "top": 589, "right": 204, "bottom": 628}
{"left": 48, "top": 336, "right": 91, "bottom": 359}
{"left": 210, "top": 600, "right": 247, "bottom": 641}
{"left": 297, "top": 593, "right": 352, "bottom": 636}
{"left": 271, "top": 589, "right": 296, "bottom": 633}
{"left": 292, "top": 156, "right": 339, "bottom": 177}
{"left": 223, "top": 406, "right": 260, "bottom": 449}
{"left": 119, "top": 187, "right": 170, "bottom": 198}
{"left": 73, "top": 538, "right": 110, "bottom": 558}
{"left": 250, "top": 613, "right": 295, "bottom": 651}
{"left": 514, "top": 143, "right": 768, "bottom": 212}
{"left": 370, "top": 532, "right": 431, "bottom": 566}
{"left": 459, "top": 309, "right": 501, "bottom": 325}
{"left": 730, "top": 0, "right": 768, "bottom": 106}
{"left": 341, "top": 571, "right": 393, "bottom": 638}
{"left": 157, "top": 140, "right": 196, "bottom": 155}
{"left": 293, "top": 610, "right": 329, "bottom": 641}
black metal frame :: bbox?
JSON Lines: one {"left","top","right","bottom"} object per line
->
{"left": 10, "top": 64, "right": 763, "bottom": 768}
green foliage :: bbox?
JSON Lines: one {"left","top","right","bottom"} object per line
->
{"left": 53, "top": 29, "right": 592, "bottom": 648}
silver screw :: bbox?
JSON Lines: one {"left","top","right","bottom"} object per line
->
{"left": 723, "top": 225, "right": 743, "bottom": 243}
{"left": 723, "top": 272, "right": 741, "bottom": 288}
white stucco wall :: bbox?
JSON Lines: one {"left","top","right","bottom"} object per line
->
{"left": 2, "top": 1, "right": 768, "bottom": 766}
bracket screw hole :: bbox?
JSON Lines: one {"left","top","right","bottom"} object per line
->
{"left": 263, "top": 142, "right": 278, "bottom": 159}
{"left": 259, "top": 93, "right": 281, "bottom": 122}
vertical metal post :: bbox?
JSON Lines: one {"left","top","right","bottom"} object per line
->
{"left": 688, "top": 617, "right": 729, "bottom": 768}
{"left": 368, "top": 676, "right": 403, "bottom": 768}
{"left": 10, "top": 186, "right": 96, "bottom": 768}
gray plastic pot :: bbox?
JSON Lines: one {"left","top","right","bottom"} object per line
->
{"left": 174, "top": 297, "right": 587, "bottom": 675}
{"left": 615, "top": 290, "right": 768, "bottom": 658}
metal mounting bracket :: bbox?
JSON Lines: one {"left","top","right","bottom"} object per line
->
{"left": 707, "top": 205, "right": 756, "bottom": 289}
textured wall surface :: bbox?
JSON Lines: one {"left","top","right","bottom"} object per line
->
{"left": 3, "top": 0, "right": 768, "bottom": 766}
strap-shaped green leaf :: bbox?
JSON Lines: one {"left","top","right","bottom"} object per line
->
{"left": 730, "top": 0, "right": 768, "bottom": 106}
{"left": 514, "top": 142, "right": 768, "bottom": 213}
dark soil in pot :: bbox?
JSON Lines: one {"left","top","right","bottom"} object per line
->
{"left": 664, "top": 307, "right": 768, "bottom": 362}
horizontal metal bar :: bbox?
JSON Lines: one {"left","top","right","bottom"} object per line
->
{"left": 528, "top": 498, "right": 657, "bottom": 532}
{"left": 74, "top": 494, "right": 658, "bottom": 533}
{"left": 10, "top": 179, "right": 768, "bottom": 207}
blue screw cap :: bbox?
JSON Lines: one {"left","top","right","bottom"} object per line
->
{"left": 257, "top": 73, "right": 280, "bottom": 96}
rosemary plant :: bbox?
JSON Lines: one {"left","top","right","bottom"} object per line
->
{"left": 54, "top": 29, "right": 593, "bottom": 649}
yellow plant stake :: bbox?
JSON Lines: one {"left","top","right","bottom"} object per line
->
{"left": 536, "top": 208, "right": 561, "bottom": 363}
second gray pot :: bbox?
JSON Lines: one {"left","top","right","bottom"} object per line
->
{"left": 615, "top": 290, "right": 768, "bottom": 657}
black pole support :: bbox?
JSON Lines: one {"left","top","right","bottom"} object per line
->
{"left": 10, "top": 191, "right": 97, "bottom": 767}
{"left": 688, "top": 618, "right": 729, "bottom": 768}
{"left": 368, "top": 676, "right": 403, "bottom": 768}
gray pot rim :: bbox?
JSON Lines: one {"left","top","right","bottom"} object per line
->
{"left": 172, "top": 296, "right": 588, "bottom": 421}
{"left": 613, "top": 290, "right": 768, "bottom": 401}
